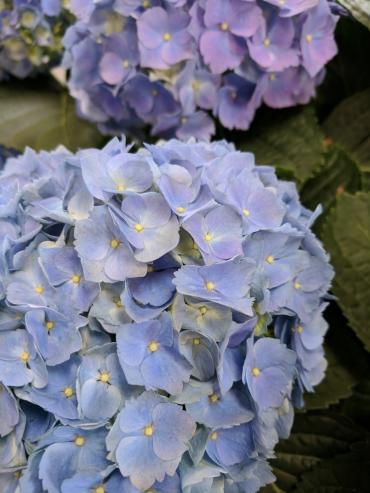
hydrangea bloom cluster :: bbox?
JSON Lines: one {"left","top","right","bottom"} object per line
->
{"left": 0, "top": 1, "right": 68, "bottom": 79}
{"left": 0, "top": 137, "right": 334, "bottom": 492}
{"left": 62, "top": 0, "right": 338, "bottom": 138}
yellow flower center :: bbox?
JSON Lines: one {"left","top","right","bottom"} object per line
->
{"left": 305, "top": 34, "right": 313, "bottom": 43}
{"left": 34, "top": 285, "right": 44, "bottom": 294}
{"left": 192, "top": 80, "right": 201, "bottom": 92}
{"left": 95, "top": 487, "right": 105, "bottom": 493}
{"left": 269, "top": 73, "right": 276, "bottom": 81}
{"left": 113, "top": 296, "right": 123, "bottom": 308}
{"left": 252, "top": 367, "right": 260, "bottom": 377}
{"left": 296, "top": 325, "right": 304, "bottom": 333}
{"left": 204, "top": 233, "right": 213, "bottom": 242}
{"left": 144, "top": 425, "right": 154, "bottom": 436}
{"left": 116, "top": 183, "right": 126, "bottom": 192}
{"left": 122, "top": 59, "right": 129, "bottom": 69}
{"left": 98, "top": 372, "right": 110, "bottom": 383}
{"left": 220, "top": 22, "right": 229, "bottom": 31}
{"left": 263, "top": 38, "right": 270, "bottom": 47}
{"left": 142, "top": 0, "right": 150, "bottom": 7}
{"left": 163, "top": 32, "right": 172, "bottom": 42}
{"left": 266, "top": 255, "right": 274, "bottom": 264}
{"left": 20, "top": 351, "right": 29, "bottom": 363}
{"left": 199, "top": 306, "right": 208, "bottom": 315}
{"left": 209, "top": 393, "right": 218, "bottom": 403}
{"left": 134, "top": 223, "right": 144, "bottom": 233}
{"left": 192, "top": 338, "right": 201, "bottom": 346}
{"left": 45, "top": 321, "right": 55, "bottom": 331}
{"left": 176, "top": 206, "right": 186, "bottom": 214}
{"left": 243, "top": 208, "right": 250, "bottom": 217}
{"left": 110, "top": 239, "right": 120, "bottom": 249}
{"left": 148, "top": 341, "right": 159, "bottom": 352}
{"left": 63, "top": 387, "right": 74, "bottom": 398}
{"left": 205, "top": 281, "right": 215, "bottom": 291}
{"left": 294, "top": 281, "right": 302, "bottom": 290}
{"left": 74, "top": 436, "right": 85, "bottom": 446}
{"left": 210, "top": 431, "right": 218, "bottom": 441}
{"left": 71, "top": 274, "right": 81, "bottom": 284}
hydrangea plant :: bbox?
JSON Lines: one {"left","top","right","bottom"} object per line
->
{"left": 62, "top": 0, "right": 338, "bottom": 138}
{"left": 0, "top": 0, "right": 68, "bottom": 79}
{"left": 0, "top": 137, "right": 333, "bottom": 492}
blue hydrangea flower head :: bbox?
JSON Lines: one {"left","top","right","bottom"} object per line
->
{"left": 61, "top": 0, "right": 339, "bottom": 138}
{"left": 0, "top": 137, "right": 333, "bottom": 491}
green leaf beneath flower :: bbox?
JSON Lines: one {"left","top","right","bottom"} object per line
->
{"left": 323, "top": 89, "right": 370, "bottom": 188}
{"left": 303, "top": 345, "right": 357, "bottom": 410}
{"left": 322, "top": 192, "right": 370, "bottom": 352}
{"left": 242, "top": 107, "right": 325, "bottom": 188}
{"left": 0, "top": 84, "right": 103, "bottom": 152}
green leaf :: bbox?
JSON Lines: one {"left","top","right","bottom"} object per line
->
{"left": 340, "top": 380, "right": 370, "bottom": 431}
{"left": 291, "top": 441, "right": 370, "bottom": 492}
{"left": 0, "top": 84, "right": 103, "bottom": 152}
{"left": 261, "top": 413, "right": 364, "bottom": 493}
{"left": 338, "top": 0, "right": 370, "bottom": 30}
{"left": 322, "top": 192, "right": 370, "bottom": 352}
{"left": 323, "top": 89, "right": 370, "bottom": 174}
{"left": 303, "top": 345, "right": 357, "bottom": 411}
{"left": 300, "top": 146, "right": 361, "bottom": 224}
{"left": 241, "top": 106, "right": 325, "bottom": 187}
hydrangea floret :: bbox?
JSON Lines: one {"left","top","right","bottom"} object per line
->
{"left": 0, "top": 0, "right": 68, "bottom": 79}
{"left": 0, "top": 137, "right": 333, "bottom": 492}
{"left": 62, "top": 0, "right": 338, "bottom": 138}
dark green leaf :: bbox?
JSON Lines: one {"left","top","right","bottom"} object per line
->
{"left": 261, "top": 413, "right": 364, "bottom": 493}
{"left": 0, "top": 85, "right": 103, "bottom": 152}
{"left": 291, "top": 441, "right": 370, "bottom": 492}
{"left": 322, "top": 192, "right": 370, "bottom": 352}
{"left": 241, "top": 106, "right": 325, "bottom": 187}
{"left": 303, "top": 345, "right": 357, "bottom": 411}
{"left": 301, "top": 146, "right": 361, "bottom": 213}
{"left": 300, "top": 146, "right": 362, "bottom": 234}
{"left": 323, "top": 89, "right": 370, "bottom": 174}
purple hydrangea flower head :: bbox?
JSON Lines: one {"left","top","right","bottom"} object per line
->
{"left": 0, "top": 1, "right": 67, "bottom": 79}
{"left": 301, "top": 0, "right": 338, "bottom": 77}
{"left": 206, "top": 422, "right": 255, "bottom": 468}
{"left": 248, "top": 16, "right": 299, "bottom": 72}
{"left": 0, "top": 137, "right": 334, "bottom": 491}
{"left": 137, "top": 6, "right": 194, "bottom": 69}
{"left": 217, "top": 73, "right": 261, "bottom": 131}
{"left": 117, "top": 313, "right": 192, "bottom": 393}
{"left": 25, "top": 307, "right": 83, "bottom": 366}
{"left": 243, "top": 338, "right": 296, "bottom": 410}
{"left": 183, "top": 205, "right": 243, "bottom": 262}
{"left": 173, "top": 257, "right": 256, "bottom": 316}
{"left": 16, "top": 355, "right": 81, "bottom": 421}
{"left": 38, "top": 242, "right": 99, "bottom": 313}
{"left": 199, "top": 0, "right": 262, "bottom": 74}
{"left": 107, "top": 391, "right": 196, "bottom": 490}
{"left": 62, "top": 0, "right": 338, "bottom": 137}
{"left": 77, "top": 343, "right": 133, "bottom": 422}
{"left": 111, "top": 192, "right": 180, "bottom": 263}
{"left": 74, "top": 205, "right": 147, "bottom": 282}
